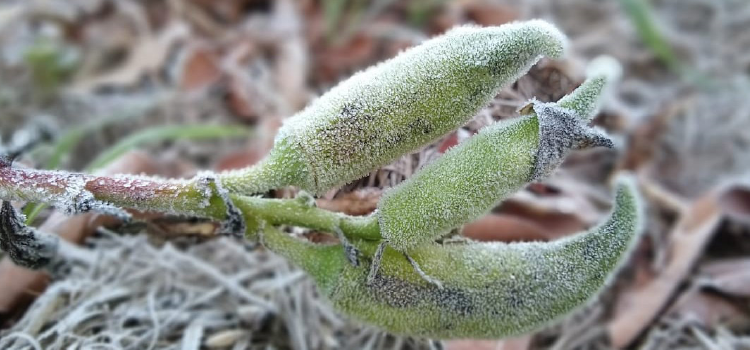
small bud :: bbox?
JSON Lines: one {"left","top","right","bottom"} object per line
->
{"left": 294, "top": 190, "right": 317, "bottom": 208}
{"left": 557, "top": 55, "right": 622, "bottom": 122}
{"left": 262, "top": 175, "right": 643, "bottom": 339}
{"left": 377, "top": 101, "right": 613, "bottom": 254}
{"left": 225, "top": 21, "right": 567, "bottom": 194}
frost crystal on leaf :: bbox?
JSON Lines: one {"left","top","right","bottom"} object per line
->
{"left": 265, "top": 177, "right": 643, "bottom": 339}
{"left": 266, "top": 20, "right": 567, "bottom": 194}
{"left": 66, "top": 189, "right": 131, "bottom": 222}
{"left": 532, "top": 102, "right": 614, "bottom": 180}
{"left": 377, "top": 101, "right": 615, "bottom": 255}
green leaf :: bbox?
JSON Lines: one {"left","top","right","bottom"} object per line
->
{"left": 619, "top": 0, "right": 713, "bottom": 88}
{"left": 230, "top": 21, "right": 568, "bottom": 195}
{"left": 86, "top": 124, "right": 250, "bottom": 171}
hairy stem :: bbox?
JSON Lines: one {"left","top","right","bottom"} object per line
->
{"left": 0, "top": 165, "right": 380, "bottom": 240}
{"left": 218, "top": 157, "right": 296, "bottom": 195}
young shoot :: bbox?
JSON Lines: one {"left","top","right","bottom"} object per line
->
{"left": 374, "top": 58, "right": 621, "bottom": 285}
{"left": 262, "top": 176, "right": 643, "bottom": 339}
{"left": 0, "top": 20, "right": 638, "bottom": 342}
{"left": 220, "top": 20, "right": 567, "bottom": 195}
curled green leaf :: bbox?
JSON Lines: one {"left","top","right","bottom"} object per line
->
{"left": 376, "top": 57, "right": 621, "bottom": 257}
{"left": 223, "top": 20, "right": 568, "bottom": 195}
{"left": 263, "top": 175, "right": 643, "bottom": 339}
{"left": 377, "top": 101, "right": 612, "bottom": 255}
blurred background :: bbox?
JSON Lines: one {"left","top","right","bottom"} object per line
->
{"left": 0, "top": 0, "right": 749, "bottom": 349}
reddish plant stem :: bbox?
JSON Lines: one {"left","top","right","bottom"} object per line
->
{"left": 0, "top": 165, "right": 382, "bottom": 240}
{"left": 0, "top": 166, "right": 226, "bottom": 218}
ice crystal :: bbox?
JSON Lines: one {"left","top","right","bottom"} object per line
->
{"left": 377, "top": 101, "right": 613, "bottom": 254}
{"left": 531, "top": 101, "right": 614, "bottom": 180}
{"left": 262, "top": 20, "right": 567, "bottom": 194}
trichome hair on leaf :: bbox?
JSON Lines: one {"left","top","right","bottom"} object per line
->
{"left": 262, "top": 175, "right": 643, "bottom": 339}
{"left": 531, "top": 101, "right": 614, "bottom": 180}
{"left": 376, "top": 100, "right": 613, "bottom": 257}
{"left": 223, "top": 20, "right": 568, "bottom": 195}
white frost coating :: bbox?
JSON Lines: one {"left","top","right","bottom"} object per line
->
{"left": 196, "top": 171, "right": 246, "bottom": 237}
{"left": 531, "top": 101, "right": 614, "bottom": 180}
{"left": 378, "top": 101, "right": 614, "bottom": 254}
{"left": 265, "top": 175, "right": 644, "bottom": 339}
{"left": 270, "top": 20, "right": 568, "bottom": 194}
{"left": 0, "top": 167, "right": 115, "bottom": 217}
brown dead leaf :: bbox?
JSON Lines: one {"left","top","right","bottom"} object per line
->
{"left": 437, "top": 131, "right": 459, "bottom": 154}
{"left": 718, "top": 183, "right": 750, "bottom": 225}
{"left": 698, "top": 258, "right": 750, "bottom": 298}
{"left": 189, "top": 0, "right": 267, "bottom": 24}
{"left": 0, "top": 151, "right": 165, "bottom": 326}
{"left": 462, "top": 214, "right": 550, "bottom": 242}
{"left": 214, "top": 148, "right": 263, "bottom": 172}
{"left": 663, "top": 258, "right": 750, "bottom": 330}
{"left": 608, "top": 191, "right": 723, "bottom": 348}
{"left": 474, "top": 168, "right": 611, "bottom": 243}
{"left": 668, "top": 286, "right": 749, "bottom": 330}
{"left": 178, "top": 43, "right": 221, "bottom": 92}
{"left": 227, "top": 77, "right": 261, "bottom": 121}
{"left": 316, "top": 188, "right": 382, "bottom": 216}
{"left": 272, "top": 0, "right": 309, "bottom": 113}
{"left": 72, "top": 21, "right": 189, "bottom": 92}
{"left": 313, "top": 33, "right": 376, "bottom": 84}
{"left": 428, "top": 3, "right": 463, "bottom": 34}
{"left": 620, "top": 101, "right": 687, "bottom": 171}
{"left": 223, "top": 42, "right": 263, "bottom": 122}
{"left": 461, "top": 0, "right": 518, "bottom": 26}
{"left": 637, "top": 169, "right": 689, "bottom": 214}
{"left": 446, "top": 335, "right": 531, "bottom": 350}
{"left": 497, "top": 192, "right": 592, "bottom": 241}
{"left": 214, "top": 117, "right": 282, "bottom": 171}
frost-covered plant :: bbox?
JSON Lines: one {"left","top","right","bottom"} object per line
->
{"left": 0, "top": 20, "right": 642, "bottom": 340}
{"left": 374, "top": 56, "right": 623, "bottom": 285}
{"left": 262, "top": 176, "right": 642, "bottom": 339}
{"left": 221, "top": 20, "right": 567, "bottom": 195}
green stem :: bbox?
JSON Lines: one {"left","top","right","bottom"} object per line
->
{"left": 259, "top": 224, "right": 345, "bottom": 291}
{"left": 0, "top": 164, "right": 380, "bottom": 240}
{"left": 217, "top": 155, "right": 302, "bottom": 195}
{"left": 234, "top": 195, "right": 380, "bottom": 240}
